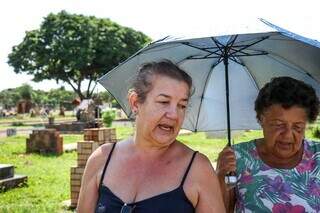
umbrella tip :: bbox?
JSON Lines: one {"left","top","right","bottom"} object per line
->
{"left": 258, "top": 18, "right": 271, "bottom": 26}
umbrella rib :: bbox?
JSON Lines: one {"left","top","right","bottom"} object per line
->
{"left": 182, "top": 42, "right": 225, "bottom": 59}
{"left": 213, "top": 57, "right": 224, "bottom": 68}
{"left": 229, "top": 57, "right": 244, "bottom": 66}
{"left": 211, "top": 35, "right": 269, "bottom": 59}
{"left": 226, "top": 35, "right": 238, "bottom": 49}
{"left": 235, "top": 57, "right": 260, "bottom": 91}
{"left": 194, "top": 59, "right": 223, "bottom": 131}
{"left": 230, "top": 33, "right": 274, "bottom": 46}
{"left": 211, "top": 37, "right": 225, "bottom": 53}
{"left": 232, "top": 52, "right": 268, "bottom": 57}
{"left": 229, "top": 47, "right": 267, "bottom": 56}
{"left": 187, "top": 52, "right": 268, "bottom": 60}
{"left": 188, "top": 55, "right": 221, "bottom": 59}
{"left": 182, "top": 42, "right": 216, "bottom": 54}
{"left": 229, "top": 36, "right": 269, "bottom": 56}
{"left": 204, "top": 49, "right": 223, "bottom": 57}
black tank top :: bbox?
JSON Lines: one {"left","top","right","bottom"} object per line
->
{"left": 95, "top": 143, "right": 197, "bottom": 213}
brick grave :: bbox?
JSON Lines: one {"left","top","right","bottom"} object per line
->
{"left": 26, "top": 129, "right": 63, "bottom": 155}
{"left": 70, "top": 128, "right": 117, "bottom": 208}
{"left": 0, "top": 164, "right": 27, "bottom": 192}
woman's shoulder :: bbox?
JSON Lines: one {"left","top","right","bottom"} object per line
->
{"left": 233, "top": 139, "right": 256, "bottom": 152}
{"left": 90, "top": 142, "right": 115, "bottom": 160}
{"left": 174, "top": 141, "right": 213, "bottom": 172}
{"left": 304, "top": 139, "right": 320, "bottom": 152}
{"left": 232, "top": 139, "right": 259, "bottom": 163}
{"left": 85, "top": 142, "right": 119, "bottom": 174}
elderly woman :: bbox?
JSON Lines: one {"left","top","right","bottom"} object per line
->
{"left": 217, "top": 76, "right": 320, "bottom": 212}
{"left": 77, "top": 60, "right": 225, "bottom": 213}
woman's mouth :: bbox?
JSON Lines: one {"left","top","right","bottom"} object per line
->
{"left": 158, "top": 124, "right": 174, "bottom": 132}
{"left": 276, "top": 141, "right": 293, "bottom": 150}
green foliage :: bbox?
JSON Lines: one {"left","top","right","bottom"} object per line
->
{"left": 8, "top": 10, "right": 151, "bottom": 100}
{"left": 0, "top": 84, "right": 33, "bottom": 109}
{"left": 111, "top": 99, "right": 121, "bottom": 108}
{"left": 99, "top": 91, "right": 114, "bottom": 103}
{"left": 102, "top": 110, "right": 116, "bottom": 127}
{"left": 11, "top": 121, "right": 24, "bottom": 126}
{"left": 0, "top": 86, "right": 76, "bottom": 108}
{"left": 47, "top": 87, "right": 76, "bottom": 109}
{"left": 312, "top": 126, "right": 320, "bottom": 138}
{"left": 0, "top": 89, "right": 20, "bottom": 109}
{"left": 17, "top": 84, "right": 33, "bottom": 100}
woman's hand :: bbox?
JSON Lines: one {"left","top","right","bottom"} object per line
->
{"left": 216, "top": 147, "right": 237, "bottom": 212}
{"left": 216, "top": 146, "right": 236, "bottom": 179}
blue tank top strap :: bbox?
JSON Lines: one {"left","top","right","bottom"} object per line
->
{"left": 180, "top": 151, "right": 198, "bottom": 187}
{"left": 99, "top": 142, "right": 117, "bottom": 186}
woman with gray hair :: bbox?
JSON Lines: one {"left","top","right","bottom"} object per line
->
{"left": 78, "top": 60, "right": 225, "bottom": 213}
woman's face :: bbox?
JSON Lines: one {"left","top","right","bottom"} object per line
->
{"left": 260, "top": 104, "right": 307, "bottom": 159}
{"left": 133, "top": 75, "right": 190, "bottom": 147}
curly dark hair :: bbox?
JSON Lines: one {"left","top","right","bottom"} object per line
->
{"left": 255, "top": 76, "right": 319, "bottom": 123}
{"left": 131, "top": 60, "right": 193, "bottom": 103}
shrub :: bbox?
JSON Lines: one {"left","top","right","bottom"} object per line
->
{"left": 102, "top": 110, "right": 116, "bottom": 127}
{"left": 312, "top": 126, "right": 320, "bottom": 138}
{"left": 11, "top": 121, "right": 24, "bottom": 126}
{"left": 111, "top": 99, "right": 121, "bottom": 108}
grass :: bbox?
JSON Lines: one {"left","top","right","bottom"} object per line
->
{"left": 178, "top": 130, "right": 263, "bottom": 161}
{"left": 0, "top": 126, "right": 319, "bottom": 212}
{"left": 0, "top": 127, "right": 133, "bottom": 213}
{"left": 0, "top": 137, "right": 76, "bottom": 212}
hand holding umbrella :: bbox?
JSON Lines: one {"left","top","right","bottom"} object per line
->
{"left": 217, "top": 147, "right": 237, "bottom": 188}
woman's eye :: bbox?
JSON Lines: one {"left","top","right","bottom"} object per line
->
{"left": 179, "top": 104, "right": 187, "bottom": 109}
{"left": 158, "top": 101, "right": 169, "bottom": 105}
{"left": 271, "top": 123, "right": 285, "bottom": 129}
{"left": 293, "top": 126, "right": 304, "bottom": 133}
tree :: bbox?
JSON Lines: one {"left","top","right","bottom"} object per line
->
{"left": 0, "top": 84, "right": 33, "bottom": 109}
{"left": 47, "top": 87, "right": 76, "bottom": 108}
{"left": 8, "top": 11, "right": 151, "bottom": 100}
{"left": 99, "top": 91, "right": 114, "bottom": 103}
{"left": 0, "top": 89, "right": 20, "bottom": 109}
{"left": 17, "top": 84, "right": 33, "bottom": 100}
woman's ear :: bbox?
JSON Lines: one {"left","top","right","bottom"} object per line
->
{"left": 128, "top": 90, "right": 139, "bottom": 115}
{"left": 258, "top": 115, "right": 265, "bottom": 127}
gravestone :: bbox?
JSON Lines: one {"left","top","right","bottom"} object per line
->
{"left": 0, "top": 164, "right": 27, "bottom": 192}
{"left": 6, "top": 128, "right": 17, "bottom": 137}
{"left": 26, "top": 129, "right": 63, "bottom": 155}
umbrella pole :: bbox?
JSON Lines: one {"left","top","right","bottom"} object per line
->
{"left": 223, "top": 54, "right": 232, "bottom": 147}
{"left": 223, "top": 52, "right": 237, "bottom": 187}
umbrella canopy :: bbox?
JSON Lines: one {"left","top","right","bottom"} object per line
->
{"left": 98, "top": 19, "right": 320, "bottom": 145}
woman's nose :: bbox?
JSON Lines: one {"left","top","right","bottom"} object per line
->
{"left": 280, "top": 126, "right": 294, "bottom": 139}
{"left": 165, "top": 105, "right": 179, "bottom": 119}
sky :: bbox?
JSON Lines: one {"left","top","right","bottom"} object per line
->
{"left": 0, "top": 0, "right": 319, "bottom": 92}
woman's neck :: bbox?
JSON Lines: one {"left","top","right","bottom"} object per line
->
{"left": 130, "top": 133, "right": 174, "bottom": 158}
{"left": 255, "top": 138, "right": 304, "bottom": 169}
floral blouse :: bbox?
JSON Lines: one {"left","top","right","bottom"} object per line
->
{"left": 233, "top": 139, "right": 320, "bottom": 213}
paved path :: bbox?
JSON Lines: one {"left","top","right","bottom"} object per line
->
{"left": 0, "top": 128, "right": 40, "bottom": 138}
{"left": 64, "top": 143, "right": 77, "bottom": 152}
